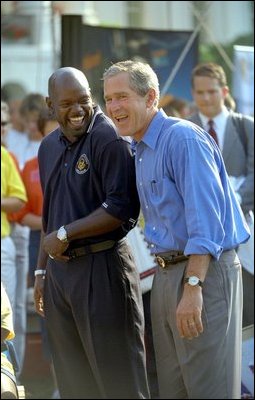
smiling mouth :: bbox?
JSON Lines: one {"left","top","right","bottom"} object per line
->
{"left": 69, "top": 116, "right": 85, "bottom": 127}
{"left": 115, "top": 115, "right": 128, "bottom": 123}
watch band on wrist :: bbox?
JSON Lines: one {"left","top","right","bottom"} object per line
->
{"left": 34, "top": 269, "right": 46, "bottom": 277}
{"left": 184, "top": 275, "right": 203, "bottom": 287}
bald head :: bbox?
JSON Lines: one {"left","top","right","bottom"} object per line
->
{"left": 46, "top": 67, "right": 94, "bottom": 142}
{"left": 48, "top": 67, "right": 90, "bottom": 98}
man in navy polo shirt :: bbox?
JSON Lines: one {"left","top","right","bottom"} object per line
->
{"left": 33, "top": 67, "right": 150, "bottom": 399}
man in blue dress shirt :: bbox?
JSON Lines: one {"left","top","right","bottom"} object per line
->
{"left": 103, "top": 60, "right": 250, "bottom": 400}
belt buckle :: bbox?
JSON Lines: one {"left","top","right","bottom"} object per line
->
{"left": 156, "top": 256, "right": 166, "bottom": 268}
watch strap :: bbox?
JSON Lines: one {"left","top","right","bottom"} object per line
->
{"left": 184, "top": 276, "right": 203, "bottom": 287}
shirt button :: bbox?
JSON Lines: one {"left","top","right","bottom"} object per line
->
{"left": 139, "top": 158, "right": 142, "bottom": 162}
{"left": 145, "top": 205, "right": 148, "bottom": 209}
{"left": 67, "top": 146, "right": 71, "bottom": 150}
{"left": 150, "top": 244, "right": 155, "bottom": 248}
{"left": 153, "top": 226, "right": 156, "bottom": 231}
{"left": 64, "top": 163, "right": 68, "bottom": 167}
{"left": 139, "top": 182, "right": 143, "bottom": 186}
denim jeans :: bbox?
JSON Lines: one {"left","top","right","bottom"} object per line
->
{"left": 10, "top": 223, "right": 29, "bottom": 376}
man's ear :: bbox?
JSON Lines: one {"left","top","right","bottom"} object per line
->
{"left": 222, "top": 86, "right": 229, "bottom": 98}
{"left": 146, "top": 88, "right": 157, "bottom": 108}
{"left": 46, "top": 97, "right": 55, "bottom": 117}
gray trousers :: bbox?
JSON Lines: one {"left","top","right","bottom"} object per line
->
{"left": 151, "top": 249, "right": 243, "bottom": 399}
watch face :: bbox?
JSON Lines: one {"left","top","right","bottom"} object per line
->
{"left": 57, "top": 227, "right": 67, "bottom": 241}
{"left": 189, "top": 276, "right": 199, "bottom": 286}
{"left": 59, "top": 232, "right": 65, "bottom": 240}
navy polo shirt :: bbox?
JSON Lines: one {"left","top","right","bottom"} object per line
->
{"left": 38, "top": 105, "right": 140, "bottom": 245}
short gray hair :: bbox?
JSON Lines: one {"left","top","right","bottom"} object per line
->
{"left": 103, "top": 60, "right": 160, "bottom": 105}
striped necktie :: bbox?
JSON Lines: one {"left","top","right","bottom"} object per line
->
{"left": 208, "top": 120, "right": 219, "bottom": 146}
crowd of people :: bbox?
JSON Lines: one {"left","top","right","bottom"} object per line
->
{"left": 1, "top": 59, "right": 254, "bottom": 399}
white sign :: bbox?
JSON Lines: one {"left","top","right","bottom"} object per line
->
{"left": 127, "top": 226, "right": 157, "bottom": 294}
{"left": 233, "top": 45, "right": 254, "bottom": 116}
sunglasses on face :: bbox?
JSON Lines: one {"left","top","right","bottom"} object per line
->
{"left": 1, "top": 121, "right": 10, "bottom": 127}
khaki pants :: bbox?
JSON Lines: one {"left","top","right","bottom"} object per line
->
{"left": 151, "top": 249, "right": 242, "bottom": 399}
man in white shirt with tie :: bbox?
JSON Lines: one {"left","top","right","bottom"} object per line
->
{"left": 189, "top": 62, "right": 254, "bottom": 327}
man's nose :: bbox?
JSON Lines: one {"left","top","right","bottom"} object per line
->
{"left": 110, "top": 99, "right": 121, "bottom": 111}
{"left": 71, "top": 103, "right": 84, "bottom": 112}
{"left": 202, "top": 92, "right": 210, "bottom": 101}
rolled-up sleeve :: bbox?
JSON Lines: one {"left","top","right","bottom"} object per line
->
{"left": 172, "top": 136, "right": 226, "bottom": 259}
{"left": 99, "top": 139, "right": 140, "bottom": 223}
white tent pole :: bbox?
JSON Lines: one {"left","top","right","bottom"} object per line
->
{"left": 161, "top": 1, "right": 235, "bottom": 97}
{"left": 189, "top": 2, "right": 235, "bottom": 71}
{"left": 161, "top": 2, "right": 212, "bottom": 96}
{"left": 161, "top": 25, "right": 200, "bottom": 96}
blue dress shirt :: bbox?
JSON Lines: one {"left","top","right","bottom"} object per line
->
{"left": 133, "top": 109, "right": 250, "bottom": 259}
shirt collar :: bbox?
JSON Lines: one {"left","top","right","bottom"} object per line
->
{"left": 132, "top": 108, "right": 167, "bottom": 151}
{"left": 199, "top": 106, "right": 229, "bottom": 130}
{"left": 58, "top": 105, "right": 102, "bottom": 143}
{"left": 87, "top": 105, "right": 103, "bottom": 133}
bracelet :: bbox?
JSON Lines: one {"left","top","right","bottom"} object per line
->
{"left": 34, "top": 269, "right": 46, "bottom": 277}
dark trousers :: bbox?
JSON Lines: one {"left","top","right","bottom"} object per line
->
{"left": 28, "top": 229, "right": 41, "bottom": 285}
{"left": 143, "top": 291, "right": 159, "bottom": 399}
{"left": 242, "top": 268, "right": 254, "bottom": 327}
{"left": 44, "top": 241, "right": 150, "bottom": 399}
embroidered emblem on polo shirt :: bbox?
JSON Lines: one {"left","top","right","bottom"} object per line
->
{"left": 75, "top": 154, "right": 90, "bottom": 174}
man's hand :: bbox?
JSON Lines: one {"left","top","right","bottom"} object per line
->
{"left": 176, "top": 285, "right": 203, "bottom": 339}
{"left": 34, "top": 276, "right": 46, "bottom": 317}
{"left": 43, "top": 230, "right": 70, "bottom": 261}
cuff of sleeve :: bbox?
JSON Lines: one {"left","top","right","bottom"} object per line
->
{"left": 185, "top": 238, "right": 223, "bottom": 260}
{"left": 101, "top": 201, "right": 126, "bottom": 221}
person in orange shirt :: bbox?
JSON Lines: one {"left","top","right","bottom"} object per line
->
{"left": 18, "top": 108, "right": 58, "bottom": 286}
{"left": 19, "top": 158, "right": 42, "bottom": 227}
{"left": 16, "top": 109, "right": 60, "bottom": 398}
{"left": 18, "top": 157, "right": 43, "bottom": 287}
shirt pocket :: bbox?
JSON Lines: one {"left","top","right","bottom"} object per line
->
{"left": 150, "top": 176, "right": 181, "bottom": 209}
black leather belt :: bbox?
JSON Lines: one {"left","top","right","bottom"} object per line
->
{"left": 65, "top": 240, "right": 116, "bottom": 259}
{"left": 156, "top": 251, "right": 189, "bottom": 268}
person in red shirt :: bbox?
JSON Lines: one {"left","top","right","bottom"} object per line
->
{"left": 18, "top": 108, "right": 58, "bottom": 286}
{"left": 16, "top": 108, "right": 59, "bottom": 397}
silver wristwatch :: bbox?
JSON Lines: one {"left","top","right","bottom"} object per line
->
{"left": 57, "top": 226, "right": 69, "bottom": 243}
{"left": 184, "top": 276, "right": 203, "bottom": 287}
